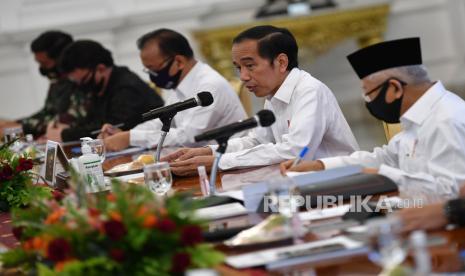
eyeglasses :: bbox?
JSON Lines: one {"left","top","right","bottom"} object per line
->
{"left": 362, "top": 77, "right": 407, "bottom": 102}
{"left": 142, "top": 57, "right": 173, "bottom": 77}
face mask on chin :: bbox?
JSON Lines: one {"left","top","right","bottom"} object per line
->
{"left": 39, "top": 66, "right": 59, "bottom": 80}
{"left": 148, "top": 58, "right": 182, "bottom": 89}
{"left": 365, "top": 78, "right": 405, "bottom": 124}
{"left": 77, "top": 69, "right": 105, "bottom": 94}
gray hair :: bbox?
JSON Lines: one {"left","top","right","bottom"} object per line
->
{"left": 367, "top": 65, "right": 430, "bottom": 84}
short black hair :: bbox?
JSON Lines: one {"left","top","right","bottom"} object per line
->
{"left": 136, "top": 28, "right": 194, "bottom": 59}
{"left": 233, "top": 25, "right": 298, "bottom": 70}
{"left": 30, "top": 30, "right": 73, "bottom": 59}
{"left": 59, "top": 40, "right": 114, "bottom": 73}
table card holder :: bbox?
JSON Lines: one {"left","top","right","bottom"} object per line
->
{"left": 43, "top": 140, "right": 69, "bottom": 188}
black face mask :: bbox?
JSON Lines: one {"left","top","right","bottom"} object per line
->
{"left": 365, "top": 78, "right": 405, "bottom": 124}
{"left": 148, "top": 58, "right": 182, "bottom": 89}
{"left": 39, "top": 66, "right": 59, "bottom": 80}
{"left": 78, "top": 70, "right": 105, "bottom": 94}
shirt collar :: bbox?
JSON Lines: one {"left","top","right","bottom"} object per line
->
{"left": 401, "top": 81, "right": 447, "bottom": 126}
{"left": 174, "top": 61, "right": 200, "bottom": 98}
{"left": 271, "top": 68, "right": 300, "bottom": 104}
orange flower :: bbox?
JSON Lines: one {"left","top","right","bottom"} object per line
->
{"left": 108, "top": 211, "right": 122, "bottom": 222}
{"left": 54, "top": 258, "right": 76, "bottom": 272}
{"left": 158, "top": 207, "right": 168, "bottom": 217}
{"left": 22, "top": 239, "right": 34, "bottom": 251}
{"left": 32, "top": 237, "right": 45, "bottom": 250}
{"left": 88, "top": 216, "right": 102, "bottom": 232}
{"left": 142, "top": 214, "right": 157, "bottom": 228}
{"left": 107, "top": 193, "right": 116, "bottom": 202}
{"left": 45, "top": 208, "right": 66, "bottom": 225}
{"left": 21, "top": 235, "right": 50, "bottom": 253}
{"left": 136, "top": 206, "right": 149, "bottom": 218}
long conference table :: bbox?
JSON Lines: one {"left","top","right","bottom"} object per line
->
{"left": 1, "top": 147, "right": 465, "bottom": 275}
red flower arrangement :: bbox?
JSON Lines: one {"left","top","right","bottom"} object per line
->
{"left": 2, "top": 181, "right": 224, "bottom": 275}
{"left": 103, "top": 219, "right": 127, "bottom": 241}
{"left": 47, "top": 238, "right": 72, "bottom": 262}
{"left": 0, "top": 142, "right": 51, "bottom": 211}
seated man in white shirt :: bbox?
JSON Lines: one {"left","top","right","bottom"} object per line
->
{"left": 101, "top": 28, "right": 247, "bottom": 151}
{"left": 162, "top": 25, "right": 359, "bottom": 175}
{"left": 281, "top": 38, "right": 465, "bottom": 200}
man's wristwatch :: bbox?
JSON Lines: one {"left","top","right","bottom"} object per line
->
{"left": 444, "top": 198, "right": 465, "bottom": 226}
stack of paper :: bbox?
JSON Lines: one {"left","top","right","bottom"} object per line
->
{"left": 225, "top": 236, "right": 367, "bottom": 269}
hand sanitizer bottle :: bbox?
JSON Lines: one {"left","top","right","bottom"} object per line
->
{"left": 78, "top": 139, "right": 107, "bottom": 193}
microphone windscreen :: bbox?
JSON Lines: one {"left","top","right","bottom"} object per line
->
{"left": 256, "top": 110, "right": 275, "bottom": 127}
{"left": 197, "top": 92, "right": 214, "bottom": 107}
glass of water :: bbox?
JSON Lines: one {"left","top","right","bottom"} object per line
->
{"left": 144, "top": 162, "right": 173, "bottom": 196}
{"left": 3, "top": 126, "right": 23, "bottom": 143}
{"left": 266, "top": 177, "right": 302, "bottom": 217}
{"left": 3, "top": 126, "right": 25, "bottom": 152}
{"left": 367, "top": 216, "right": 407, "bottom": 272}
{"left": 85, "top": 139, "right": 106, "bottom": 163}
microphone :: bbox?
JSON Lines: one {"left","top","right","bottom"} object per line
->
{"left": 142, "top": 91, "right": 213, "bottom": 121}
{"left": 90, "top": 92, "right": 213, "bottom": 135}
{"left": 194, "top": 110, "right": 275, "bottom": 142}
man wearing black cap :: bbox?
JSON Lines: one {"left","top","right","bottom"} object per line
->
{"left": 281, "top": 37, "right": 465, "bottom": 200}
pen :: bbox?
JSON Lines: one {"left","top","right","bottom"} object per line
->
{"left": 90, "top": 123, "right": 124, "bottom": 135}
{"left": 291, "top": 146, "right": 309, "bottom": 168}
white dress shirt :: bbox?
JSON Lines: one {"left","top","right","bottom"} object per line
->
{"left": 321, "top": 81, "right": 465, "bottom": 200}
{"left": 130, "top": 61, "right": 247, "bottom": 148}
{"left": 212, "top": 68, "right": 360, "bottom": 170}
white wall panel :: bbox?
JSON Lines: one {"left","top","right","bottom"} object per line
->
{"left": 0, "top": 0, "right": 464, "bottom": 149}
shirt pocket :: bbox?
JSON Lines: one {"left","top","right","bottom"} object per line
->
{"left": 399, "top": 136, "right": 425, "bottom": 173}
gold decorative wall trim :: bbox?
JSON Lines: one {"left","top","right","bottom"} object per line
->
{"left": 192, "top": 3, "right": 390, "bottom": 79}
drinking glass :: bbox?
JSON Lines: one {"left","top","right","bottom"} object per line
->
{"left": 266, "top": 177, "right": 305, "bottom": 244}
{"left": 367, "top": 216, "right": 407, "bottom": 272}
{"left": 144, "top": 162, "right": 173, "bottom": 196}
{"left": 266, "top": 177, "right": 302, "bottom": 217}
{"left": 3, "top": 126, "right": 25, "bottom": 152}
{"left": 85, "top": 139, "right": 106, "bottom": 163}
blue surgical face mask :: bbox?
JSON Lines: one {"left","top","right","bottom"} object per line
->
{"left": 147, "top": 58, "right": 182, "bottom": 89}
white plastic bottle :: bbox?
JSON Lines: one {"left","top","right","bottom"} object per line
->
{"left": 78, "top": 142, "right": 108, "bottom": 193}
{"left": 410, "top": 230, "right": 431, "bottom": 276}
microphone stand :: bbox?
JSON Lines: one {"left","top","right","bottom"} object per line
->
{"left": 209, "top": 136, "right": 230, "bottom": 195}
{"left": 155, "top": 112, "right": 176, "bottom": 162}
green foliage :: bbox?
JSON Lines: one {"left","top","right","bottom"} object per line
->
{"left": 0, "top": 247, "right": 36, "bottom": 268}
{"left": 2, "top": 180, "right": 224, "bottom": 275}
{"left": 0, "top": 144, "right": 51, "bottom": 211}
{"left": 37, "top": 257, "right": 119, "bottom": 276}
{"left": 188, "top": 244, "right": 225, "bottom": 268}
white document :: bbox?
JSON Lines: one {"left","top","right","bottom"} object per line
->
{"left": 225, "top": 236, "right": 364, "bottom": 269}
{"left": 285, "top": 171, "right": 316, "bottom": 177}
{"left": 298, "top": 204, "right": 351, "bottom": 222}
{"left": 116, "top": 172, "right": 144, "bottom": 182}
{"left": 243, "top": 165, "right": 363, "bottom": 212}
{"left": 195, "top": 202, "right": 248, "bottom": 221}
{"left": 106, "top": 147, "right": 146, "bottom": 158}
{"left": 290, "top": 165, "right": 362, "bottom": 186}
{"left": 215, "top": 190, "right": 245, "bottom": 201}
{"left": 242, "top": 182, "right": 270, "bottom": 212}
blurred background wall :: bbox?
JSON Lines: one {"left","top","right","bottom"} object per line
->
{"left": 1, "top": 0, "right": 464, "bottom": 149}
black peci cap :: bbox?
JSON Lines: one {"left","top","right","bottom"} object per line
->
{"left": 347, "top": 37, "right": 422, "bottom": 79}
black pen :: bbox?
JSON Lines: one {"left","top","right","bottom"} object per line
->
{"left": 90, "top": 123, "right": 124, "bottom": 135}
